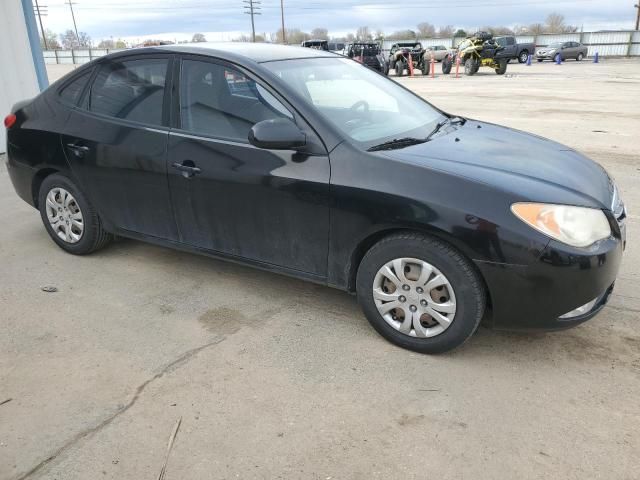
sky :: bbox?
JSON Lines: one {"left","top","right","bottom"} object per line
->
{"left": 38, "top": 0, "right": 636, "bottom": 44}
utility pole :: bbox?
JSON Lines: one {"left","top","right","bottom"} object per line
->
{"left": 66, "top": 0, "right": 80, "bottom": 45}
{"left": 243, "top": 0, "right": 261, "bottom": 42}
{"left": 280, "top": 0, "right": 286, "bottom": 44}
{"left": 635, "top": 3, "right": 640, "bottom": 30}
{"left": 33, "top": 0, "right": 48, "bottom": 50}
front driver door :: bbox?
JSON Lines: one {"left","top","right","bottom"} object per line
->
{"left": 166, "top": 57, "right": 330, "bottom": 279}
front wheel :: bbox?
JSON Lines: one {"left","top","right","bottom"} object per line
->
{"left": 577, "top": 53, "right": 584, "bottom": 61}
{"left": 464, "top": 58, "right": 478, "bottom": 76}
{"left": 395, "top": 60, "right": 404, "bottom": 77}
{"left": 356, "top": 233, "right": 486, "bottom": 354}
{"left": 38, "top": 173, "right": 112, "bottom": 255}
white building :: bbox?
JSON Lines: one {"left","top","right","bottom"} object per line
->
{"left": 0, "top": 0, "right": 46, "bottom": 153}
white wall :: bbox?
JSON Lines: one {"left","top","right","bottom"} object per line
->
{"left": 0, "top": 0, "right": 41, "bottom": 153}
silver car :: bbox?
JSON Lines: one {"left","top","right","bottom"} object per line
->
{"left": 423, "top": 45, "right": 452, "bottom": 62}
{"left": 536, "top": 41, "right": 588, "bottom": 62}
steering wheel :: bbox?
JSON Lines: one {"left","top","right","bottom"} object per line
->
{"left": 344, "top": 100, "right": 371, "bottom": 130}
{"left": 349, "top": 100, "right": 370, "bottom": 116}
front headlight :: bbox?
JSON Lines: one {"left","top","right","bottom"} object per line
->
{"left": 511, "top": 203, "right": 611, "bottom": 248}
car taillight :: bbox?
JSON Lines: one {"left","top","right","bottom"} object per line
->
{"left": 4, "top": 114, "right": 16, "bottom": 128}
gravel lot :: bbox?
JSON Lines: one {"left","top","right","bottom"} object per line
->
{"left": 1, "top": 59, "right": 639, "bottom": 480}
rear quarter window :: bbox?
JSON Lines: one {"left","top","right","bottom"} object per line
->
{"left": 58, "top": 70, "right": 92, "bottom": 106}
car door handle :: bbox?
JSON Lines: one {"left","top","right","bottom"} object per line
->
{"left": 172, "top": 161, "right": 201, "bottom": 178}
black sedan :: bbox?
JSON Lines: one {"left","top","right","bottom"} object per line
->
{"left": 4, "top": 44, "right": 626, "bottom": 353}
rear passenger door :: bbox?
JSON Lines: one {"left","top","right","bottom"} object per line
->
{"left": 61, "top": 54, "right": 179, "bottom": 240}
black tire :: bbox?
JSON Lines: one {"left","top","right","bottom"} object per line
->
{"left": 356, "top": 233, "right": 486, "bottom": 354}
{"left": 442, "top": 56, "right": 453, "bottom": 74}
{"left": 464, "top": 57, "right": 477, "bottom": 76}
{"left": 518, "top": 51, "right": 529, "bottom": 63}
{"left": 577, "top": 53, "right": 584, "bottom": 61}
{"left": 38, "top": 173, "right": 112, "bottom": 255}
{"left": 495, "top": 59, "right": 508, "bottom": 75}
{"left": 395, "top": 60, "right": 404, "bottom": 77}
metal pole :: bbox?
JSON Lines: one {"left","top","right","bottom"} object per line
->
{"left": 66, "top": 0, "right": 80, "bottom": 45}
{"left": 250, "top": 0, "right": 255, "bottom": 42}
{"left": 280, "top": 0, "right": 286, "bottom": 44}
{"left": 635, "top": 3, "right": 640, "bottom": 31}
{"left": 34, "top": 0, "right": 48, "bottom": 50}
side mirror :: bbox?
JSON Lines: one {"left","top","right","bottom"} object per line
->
{"left": 248, "top": 118, "right": 306, "bottom": 150}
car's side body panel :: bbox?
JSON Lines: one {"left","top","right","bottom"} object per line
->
{"left": 4, "top": 45, "right": 624, "bottom": 333}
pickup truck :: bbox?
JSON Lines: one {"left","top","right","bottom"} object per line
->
{"left": 494, "top": 36, "right": 536, "bottom": 63}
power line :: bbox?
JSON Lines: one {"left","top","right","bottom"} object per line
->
{"left": 243, "top": 0, "right": 261, "bottom": 42}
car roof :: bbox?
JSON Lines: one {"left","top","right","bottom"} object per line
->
{"left": 135, "top": 42, "right": 337, "bottom": 63}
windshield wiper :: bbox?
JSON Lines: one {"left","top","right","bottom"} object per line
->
{"left": 367, "top": 137, "right": 427, "bottom": 152}
{"left": 425, "top": 116, "right": 466, "bottom": 142}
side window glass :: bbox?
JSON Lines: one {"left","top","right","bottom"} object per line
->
{"left": 59, "top": 70, "right": 91, "bottom": 106}
{"left": 89, "top": 58, "right": 168, "bottom": 126}
{"left": 180, "top": 59, "right": 293, "bottom": 142}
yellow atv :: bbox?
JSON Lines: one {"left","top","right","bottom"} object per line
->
{"left": 442, "top": 32, "right": 508, "bottom": 76}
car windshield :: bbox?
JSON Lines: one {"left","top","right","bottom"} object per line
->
{"left": 263, "top": 57, "right": 443, "bottom": 145}
{"left": 548, "top": 42, "right": 563, "bottom": 48}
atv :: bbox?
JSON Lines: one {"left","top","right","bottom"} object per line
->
{"left": 388, "top": 42, "right": 426, "bottom": 76}
{"left": 441, "top": 32, "right": 508, "bottom": 76}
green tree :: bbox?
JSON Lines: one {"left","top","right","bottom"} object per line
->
{"left": 192, "top": 33, "right": 206, "bottom": 42}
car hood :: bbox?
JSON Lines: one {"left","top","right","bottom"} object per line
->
{"left": 379, "top": 120, "right": 615, "bottom": 209}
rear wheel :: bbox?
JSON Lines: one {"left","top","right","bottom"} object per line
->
{"left": 442, "top": 56, "right": 453, "bottom": 74}
{"left": 495, "top": 59, "right": 508, "bottom": 75}
{"left": 38, "top": 173, "right": 112, "bottom": 255}
{"left": 356, "top": 233, "right": 486, "bottom": 354}
{"left": 518, "top": 51, "right": 529, "bottom": 63}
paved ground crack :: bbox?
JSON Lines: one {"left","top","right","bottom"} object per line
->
{"left": 13, "top": 336, "right": 226, "bottom": 480}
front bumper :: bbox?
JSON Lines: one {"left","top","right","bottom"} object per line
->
{"left": 535, "top": 52, "right": 557, "bottom": 60}
{"left": 475, "top": 235, "right": 624, "bottom": 331}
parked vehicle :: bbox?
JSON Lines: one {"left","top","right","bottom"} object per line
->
{"left": 388, "top": 42, "right": 426, "bottom": 76}
{"left": 5, "top": 43, "right": 625, "bottom": 353}
{"left": 536, "top": 41, "right": 588, "bottom": 62}
{"left": 345, "top": 42, "right": 388, "bottom": 74}
{"left": 442, "top": 32, "right": 508, "bottom": 76}
{"left": 494, "top": 36, "right": 536, "bottom": 63}
{"left": 328, "top": 41, "right": 345, "bottom": 53}
{"left": 301, "top": 39, "right": 329, "bottom": 51}
{"left": 423, "top": 45, "right": 452, "bottom": 62}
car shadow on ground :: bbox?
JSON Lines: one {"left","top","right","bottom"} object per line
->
{"left": 87, "top": 236, "right": 640, "bottom": 367}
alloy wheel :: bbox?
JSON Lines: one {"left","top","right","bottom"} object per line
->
{"left": 45, "top": 187, "right": 84, "bottom": 243}
{"left": 373, "top": 257, "right": 457, "bottom": 338}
